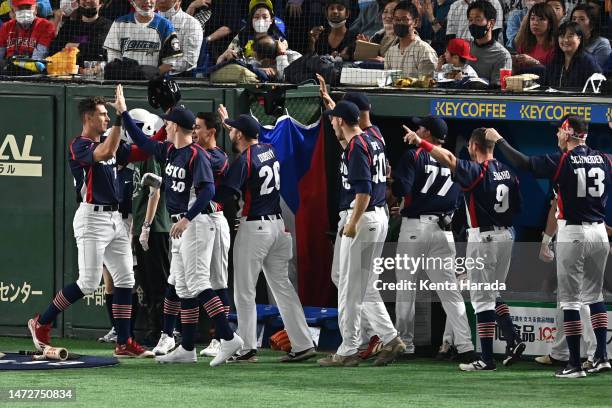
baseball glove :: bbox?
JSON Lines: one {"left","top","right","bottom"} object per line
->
{"left": 269, "top": 330, "right": 292, "bottom": 352}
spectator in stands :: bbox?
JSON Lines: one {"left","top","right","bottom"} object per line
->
{"left": 156, "top": 0, "right": 202, "bottom": 74}
{"left": 49, "top": 0, "right": 111, "bottom": 71}
{"left": 367, "top": 0, "right": 399, "bottom": 60}
{"left": 217, "top": 0, "right": 287, "bottom": 64}
{"left": 308, "top": 0, "right": 356, "bottom": 61}
{"left": 283, "top": 0, "right": 325, "bottom": 55}
{"left": 384, "top": 1, "right": 437, "bottom": 77}
{"left": 446, "top": 0, "right": 504, "bottom": 41}
{"left": 513, "top": 2, "right": 558, "bottom": 70}
{"left": 349, "top": 0, "right": 384, "bottom": 38}
{"left": 246, "top": 34, "right": 300, "bottom": 80}
{"left": 435, "top": 37, "right": 479, "bottom": 78}
{"left": 544, "top": 21, "right": 602, "bottom": 89}
{"left": 0, "top": 0, "right": 55, "bottom": 69}
{"left": 425, "top": 0, "right": 457, "bottom": 54}
{"left": 506, "top": 0, "right": 545, "bottom": 49}
{"left": 570, "top": 4, "right": 611, "bottom": 68}
{"left": 546, "top": 0, "right": 566, "bottom": 24}
{"left": 103, "top": 0, "right": 182, "bottom": 75}
{"left": 466, "top": 0, "right": 512, "bottom": 86}
{"left": 187, "top": 0, "right": 245, "bottom": 69}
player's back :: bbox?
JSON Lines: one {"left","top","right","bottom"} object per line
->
{"left": 554, "top": 145, "right": 610, "bottom": 223}
{"left": 458, "top": 159, "right": 521, "bottom": 228}
{"left": 241, "top": 143, "right": 282, "bottom": 217}
{"left": 344, "top": 133, "right": 386, "bottom": 209}
{"left": 207, "top": 146, "right": 229, "bottom": 186}
{"left": 401, "top": 148, "right": 461, "bottom": 217}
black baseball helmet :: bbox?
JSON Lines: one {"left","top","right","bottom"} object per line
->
{"left": 148, "top": 76, "right": 181, "bottom": 112}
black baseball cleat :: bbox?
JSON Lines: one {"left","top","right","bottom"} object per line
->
{"left": 227, "top": 349, "right": 258, "bottom": 363}
{"left": 587, "top": 358, "right": 611, "bottom": 374}
{"left": 459, "top": 359, "right": 496, "bottom": 372}
{"left": 435, "top": 341, "right": 456, "bottom": 361}
{"left": 555, "top": 364, "right": 587, "bottom": 378}
{"left": 503, "top": 342, "right": 526, "bottom": 366}
{"left": 455, "top": 350, "right": 478, "bottom": 364}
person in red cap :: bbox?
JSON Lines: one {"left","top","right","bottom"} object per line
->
{"left": 0, "top": 0, "right": 55, "bottom": 69}
{"left": 435, "top": 37, "right": 479, "bottom": 80}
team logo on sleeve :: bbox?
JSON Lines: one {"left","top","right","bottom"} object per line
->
{"left": 171, "top": 37, "right": 180, "bottom": 52}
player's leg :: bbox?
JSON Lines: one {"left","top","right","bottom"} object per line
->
{"left": 581, "top": 224, "right": 610, "bottom": 373}
{"left": 579, "top": 305, "right": 596, "bottom": 369}
{"left": 394, "top": 218, "right": 424, "bottom": 357}
{"left": 556, "top": 223, "right": 587, "bottom": 378}
{"left": 427, "top": 228, "right": 474, "bottom": 360}
{"left": 536, "top": 305, "right": 569, "bottom": 365}
{"left": 104, "top": 213, "right": 152, "bottom": 357}
{"left": 28, "top": 208, "right": 108, "bottom": 351}
{"left": 262, "top": 221, "right": 315, "bottom": 362}
{"left": 460, "top": 230, "right": 496, "bottom": 371}
{"left": 491, "top": 230, "right": 525, "bottom": 366}
{"left": 98, "top": 266, "right": 117, "bottom": 343}
{"left": 364, "top": 209, "right": 405, "bottom": 366}
{"left": 231, "top": 219, "right": 270, "bottom": 361}
{"left": 153, "top": 235, "right": 180, "bottom": 355}
{"left": 202, "top": 212, "right": 231, "bottom": 357}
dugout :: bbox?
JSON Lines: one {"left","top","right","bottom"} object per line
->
{"left": 0, "top": 81, "right": 610, "bottom": 354}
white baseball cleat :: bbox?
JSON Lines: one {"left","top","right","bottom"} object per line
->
{"left": 98, "top": 327, "right": 117, "bottom": 343}
{"left": 155, "top": 345, "right": 197, "bottom": 364}
{"left": 152, "top": 332, "right": 176, "bottom": 356}
{"left": 200, "top": 339, "right": 220, "bottom": 357}
{"left": 210, "top": 334, "right": 244, "bottom": 367}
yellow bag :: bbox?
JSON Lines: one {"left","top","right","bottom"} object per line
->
{"left": 46, "top": 47, "right": 79, "bottom": 76}
{"left": 209, "top": 63, "right": 259, "bottom": 84}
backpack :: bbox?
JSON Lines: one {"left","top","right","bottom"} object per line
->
{"left": 284, "top": 55, "right": 344, "bottom": 86}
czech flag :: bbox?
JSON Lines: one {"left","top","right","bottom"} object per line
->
{"left": 259, "top": 116, "right": 334, "bottom": 306}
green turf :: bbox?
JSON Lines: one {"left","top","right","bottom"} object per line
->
{"left": 1, "top": 337, "right": 611, "bottom": 408}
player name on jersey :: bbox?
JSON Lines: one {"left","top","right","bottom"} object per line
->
{"left": 256, "top": 150, "right": 275, "bottom": 162}
{"left": 569, "top": 155, "right": 605, "bottom": 164}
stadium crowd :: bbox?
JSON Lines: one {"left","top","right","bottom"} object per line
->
{"left": 0, "top": 0, "right": 609, "bottom": 89}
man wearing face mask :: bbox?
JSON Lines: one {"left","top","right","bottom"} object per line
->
{"left": 506, "top": 0, "right": 545, "bottom": 49}
{"left": 103, "top": 0, "right": 182, "bottom": 74}
{"left": 384, "top": 1, "right": 438, "bottom": 78}
{"left": 465, "top": 0, "right": 512, "bottom": 86}
{"left": 446, "top": 0, "right": 504, "bottom": 41}
{"left": 49, "top": 0, "right": 111, "bottom": 68}
{"left": 308, "top": 0, "right": 356, "bottom": 61}
{"left": 156, "top": 0, "right": 202, "bottom": 74}
{"left": 0, "top": 0, "right": 55, "bottom": 69}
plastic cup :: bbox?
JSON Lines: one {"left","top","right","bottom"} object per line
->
{"left": 500, "top": 68, "right": 512, "bottom": 90}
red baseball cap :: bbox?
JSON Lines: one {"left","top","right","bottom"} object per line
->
{"left": 447, "top": 38, "right": 477, "bottom": 61}
{"left": 12, "top": 0, "right": 37, "bottom": 6}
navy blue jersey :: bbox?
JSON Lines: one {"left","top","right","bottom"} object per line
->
{"left": 338, "top": 148, "right": 353, "bottom": 211}
{"left": 207, "top": 146, "right": 229, "bottom": 187}
{"left": 148, "top": 141, "right": 214, "bottom": 215}
{"left": 68, "top": 136, "right": 131, "bottom": 205}
{"left": 118, "top": 166, "right": 133, "bottom": 217}
{"left": 529, "top": 145, "right": 611, "bottom": 223}
{"left": 221, "top": 143, "right": 282, "bottom": 217}
{"left": 454, "top": 159, "right": 521, "bottom": 228}
{"left": 364, "top": 125, "right": 385, "bottom": 146}
{"left": 343, "top": 133, "right": 387, "bottom": 209}
{"left": 393, "top": 148, "right": 461, "bottom": 217}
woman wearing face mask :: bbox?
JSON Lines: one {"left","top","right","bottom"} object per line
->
{"left": 544, "top": 21, "right": 602, "bottom": 90}
{"left": 308, "top": 0, "right": 356, "bottom": 61}
{"left": 0, "top": 0, "right": 55, "bottom": 69}
{"left": 570, "top": 4, "right": 611, "bottom": 68}
{"left": 365, "top": 0, "right": 399, "bottom": 61}
{"left": 49, "top": 0, "right": 111, "bottom": 71}
{"left": 217, "top": 0, "right": 287, "bottom": 64}
{"left": 513, "top": 3, "right": 558, "bottom": 71}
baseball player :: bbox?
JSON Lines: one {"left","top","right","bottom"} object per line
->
{"left": 489, "top": 116, "right": 611, "bottom": 378}
{"left": 317, "top": 78, "right": 390, "bottom": 358}
{"left": 392, "top": 116, "right": 475, "bottom": 362}
{"left": 404, "top": 126, "right": 524, "bottom": 372}
{"left": 28, "top": 86, "right": 153, "bottom": 358}
{"left": 192, "top": 111, "right": 232, "bottom": 358}
{"left": 318, "top": 101, "right": 405, "bottom": 367}
{"left": 121, "top": 98, "right": 243, "bottom": 366}
{"left": 216, "top": 108, "right": 316, "bottom": 363}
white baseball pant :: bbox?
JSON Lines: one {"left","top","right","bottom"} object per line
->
{"left": 336, "top": 207, "right": 398, "bottom": 357}
{"left": 466, "top": 227, "right": 513, "bottom": 314}
{"left": 73, "top": 203, "right": 134, "bottom": 294}
{"left": 556, "top": 221, "right": 608, "bottom": 310}
{"left": 233, "top": 216, "right": 313, "bottom": 353}
{"left": 395, "top": 216, "right": 474, "bottom": 353}
{"left": 209, "top": 211, "right": 230, "bottom": 290}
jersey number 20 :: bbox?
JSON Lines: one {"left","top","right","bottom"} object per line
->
{"left": 260, "top": 162, "right": 281, "bottom": 195}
